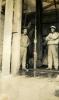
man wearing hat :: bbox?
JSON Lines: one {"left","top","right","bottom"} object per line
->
{"left": 20, "top": 28, "right": 30, "bottom": 70}
{"left": 46, "top": 25, "right": 59, "bottom": 70}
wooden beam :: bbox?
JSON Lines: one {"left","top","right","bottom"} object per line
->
{"left": 11, "top": 0, "right": 22, "bottom": 74}
{"left": 2, "top": 0, "right": 13, "bottom": 75}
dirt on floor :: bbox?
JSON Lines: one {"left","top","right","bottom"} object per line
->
{"left": 0, "top": 73, "right": 59, "bottom": 100}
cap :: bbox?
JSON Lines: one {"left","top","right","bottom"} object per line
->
{"left": 50, "top": 25, "right": 56, "bottom": 29}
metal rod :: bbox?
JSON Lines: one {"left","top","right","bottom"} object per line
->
{"left": 34, "top": 24, "right": 37, "bottom": 70}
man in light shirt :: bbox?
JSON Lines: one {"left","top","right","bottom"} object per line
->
{"left": 46, "top": 26, "right": 59, "bottom": 70}
{"left": 20, "top": 28, "right": 30, "bottom": 70}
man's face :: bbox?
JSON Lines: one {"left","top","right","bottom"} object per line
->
{"left": 23, "top": 29, "right": 27, "bottom": 35}
{"left": 51, "top": 28, "right": 55, "bottom": 33}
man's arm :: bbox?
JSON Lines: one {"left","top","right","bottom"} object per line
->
{"left": 50, "top": 32, "right": 59, "bottom": 40}
{"left": 27, "top": 36, "right": 30, "bottom": 47}
{"left": 45, "top": 33, "right": 52, "bottom": 41}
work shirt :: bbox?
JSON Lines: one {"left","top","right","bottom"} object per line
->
{"left": 20, "top": 34, "right": 30, "bottom": 48}
{"left": 46, "top": 32, "right": 59, "bottom": 45}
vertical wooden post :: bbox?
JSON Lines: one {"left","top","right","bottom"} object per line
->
{"left": 2, "top": 0, "right": 13, "bottom": 75}
{"left": 0, "top": 0, "right": 2, "bottom": 67}
{"left": 0, "top": 0, "right": 2, "bottom": 25}
{"left": 0, "top": 0, "right": 2, "bottom": 18}
{"left": 11, "top": 0, "right": 22, "bottom": 74}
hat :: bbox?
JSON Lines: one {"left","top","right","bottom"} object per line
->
{"left": 50, "top": 26, "right": 56, "bottom": 29}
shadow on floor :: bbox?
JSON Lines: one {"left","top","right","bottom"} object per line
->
{"left": 19, "top": 68, "right": 59, "bottom": 78}
{"left": 55, "top": 90, "right": 59, "bottom": 97}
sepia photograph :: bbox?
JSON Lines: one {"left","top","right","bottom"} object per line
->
{"left": 0, "top": 0, "right": 59, "bottom": 100}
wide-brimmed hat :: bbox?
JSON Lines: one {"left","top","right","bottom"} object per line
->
{"left": 50, "top": 25, "right": 56, "bottom": 29}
